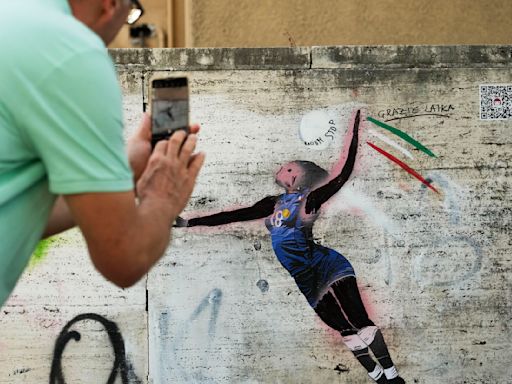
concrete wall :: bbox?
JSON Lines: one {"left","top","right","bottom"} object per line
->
{"left": 110, "top": 0, "right": 512, "bottom": 48}
{"left": 0, "top": 46, "right": 511, "bottom": 383}
{"left": 188, "top": 0, "right": 512, "bottom": 47}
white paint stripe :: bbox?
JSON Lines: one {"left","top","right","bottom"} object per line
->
{"left": 331, "top": 187, "right": 401, "bottom": 239}
{"left": 368, "top": 128, "right": 414, "bottom": 159}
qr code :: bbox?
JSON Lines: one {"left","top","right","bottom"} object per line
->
{"left": 480, "top": 84, "right": 512, "bottom": 120}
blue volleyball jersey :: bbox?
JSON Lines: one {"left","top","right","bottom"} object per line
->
{"left": 265, "top": 192, "right": 355, "bottom": 307}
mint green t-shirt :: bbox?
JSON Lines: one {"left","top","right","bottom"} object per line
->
{"left": 0, "top": 0, "right": 134, "bottom": 306}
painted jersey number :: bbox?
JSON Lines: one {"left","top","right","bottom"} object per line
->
{"left": 270, "top": 211, "right": 284, "bottom": 227}
{"left": 270, "top": 209, "right": 290, "bottom": 227}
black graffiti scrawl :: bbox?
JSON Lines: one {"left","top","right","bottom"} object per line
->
{"left": 49, "top": 313, "right": 141, "bottom": 384}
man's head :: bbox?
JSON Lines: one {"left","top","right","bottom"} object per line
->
{"left": 69, "top": 0, "right": 142, "bottom": 45}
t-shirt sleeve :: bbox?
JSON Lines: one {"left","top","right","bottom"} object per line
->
{"left": 17, "top": 49, "right": 133, "bottom": 194}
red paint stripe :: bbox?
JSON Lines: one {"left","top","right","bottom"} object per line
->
{"left": 367, "top": 141, "right": 440, "bottom": 194}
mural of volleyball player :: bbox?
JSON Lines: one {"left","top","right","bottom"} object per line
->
{"left": 176, "top": 110, "right": 405, "bottom": 384}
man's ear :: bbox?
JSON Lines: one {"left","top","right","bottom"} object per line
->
{"left": 68, "top": 0, "right": 102, "bottom": 26}
{"left": 97, "top": 0, "right": 118, "bottom": 23}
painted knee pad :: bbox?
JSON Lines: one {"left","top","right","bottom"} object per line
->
{"left": 357, "top": 325, "right": 379, "bottom": 345}
{"left": 342, "top": 333, "right": 367, "bottom": 351}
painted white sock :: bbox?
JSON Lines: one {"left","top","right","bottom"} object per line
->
{"left": 384, "top": 366, "right": 398, "bottom": 379}
{"left": 368, "top": 365, "right": 384, "bottom": 381}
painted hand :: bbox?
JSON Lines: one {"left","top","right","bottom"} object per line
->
{"left": 173, "top": 216, "right": 189, "bottom": 227}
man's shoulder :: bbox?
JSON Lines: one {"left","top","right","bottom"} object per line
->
{"left": 2, "top": 1, "right": 107, "bottom": 76}
{"left": 31, "top": 9, "right": 106, "bottom": 58}
{"left": 0, "top": 2, "right": 116, "bottom": 114}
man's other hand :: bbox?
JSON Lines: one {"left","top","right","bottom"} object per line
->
{"left": 127, "top": 113, "right": 152, "bottom": 182}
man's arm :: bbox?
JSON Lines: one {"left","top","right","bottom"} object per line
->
{"left": 43, "top": 196, "right": 74, "bottom": 238}
{"left": 64, "top": 191, "right": 167, "bottom": 288}
{"left": 62, "top": 131, "right": 204, "bottom": 288}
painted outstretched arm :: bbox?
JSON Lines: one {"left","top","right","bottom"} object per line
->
{"left": 180, "top": 195, "right": 278, "bottom": 227}
{"left": 305, "top": 109, "right": 361, "bottom": 214}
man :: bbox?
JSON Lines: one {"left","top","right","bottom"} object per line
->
{"left": 0, "top": 0, "right": 204, "bottom": 307}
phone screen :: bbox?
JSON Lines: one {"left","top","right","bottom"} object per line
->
{"left": 151, "top": 77, "right": 189, "bottom": 146}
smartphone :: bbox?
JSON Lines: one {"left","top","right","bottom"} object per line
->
{"left": 151, "top": 77, "right": 189, "bottom": 147}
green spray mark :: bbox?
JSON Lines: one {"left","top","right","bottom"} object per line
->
{"left": 367, "top": 116, "right": 437, "bottom": 158}
{"left": 30, "top": 238, "right": 56, "bottom": 267}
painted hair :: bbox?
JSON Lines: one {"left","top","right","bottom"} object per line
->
{"left": 291, "top": 160, "right": 329, "bottom": 190}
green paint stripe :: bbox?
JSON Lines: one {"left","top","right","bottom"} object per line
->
{"left": 367, "top": 117, "right": 437, "bottom": 158}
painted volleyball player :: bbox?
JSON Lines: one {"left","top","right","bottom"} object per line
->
{"left": 176, "top": 110, "right": 405, "bottom": 383}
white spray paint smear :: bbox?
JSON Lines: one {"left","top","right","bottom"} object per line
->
{"left": 329, "top": 186, "right": 401, "bottom": 239}
{"left": 368, "top": 128, "right": 414, "bottom": 160}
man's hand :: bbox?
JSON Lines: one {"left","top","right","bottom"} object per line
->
{"left": 127, "top": 114, "right": 201, "bottom": 183}
{"left": 136, "top": 130, "right": 205, "bottom": 223}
